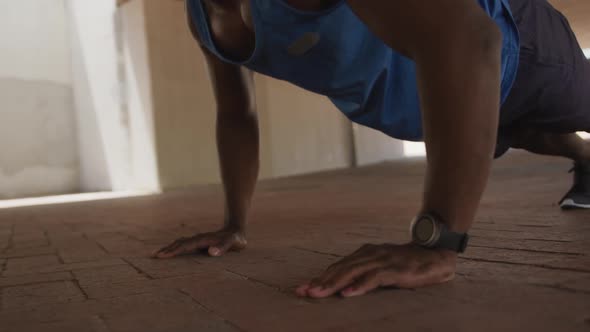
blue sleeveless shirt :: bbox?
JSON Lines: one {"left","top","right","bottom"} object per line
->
{"left": 187, "top": 0, "right": 520, "bottom": 141}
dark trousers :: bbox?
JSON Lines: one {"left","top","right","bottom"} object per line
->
{"left": 496, "top": 0, "right": 590, "bottom": 158}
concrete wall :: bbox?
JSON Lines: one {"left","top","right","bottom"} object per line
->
{"left": 67, "top": 0, "right": 133, "bottom": 192}
{"left": 353, "top": 125, "right": 405, "bottom": 166}
{"left": 120, "top": 0, "right": 376, "bottom": 190}
{"left": 0, "top": 0, "right": 79, "bottom": 199}
{"left": 255, "top": 76, "right": 354, "bottom": 178}
{"left": 116, "top": 0, "right": 407, "bottom": 189}
{"left": 142, "top": 0, "right": 222, "bottom": 187}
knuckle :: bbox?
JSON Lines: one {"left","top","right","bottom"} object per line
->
{"left": 373, "top": 268, "right": 387, "bottom": 279}
{"left": 323, "top": 281, "right": 335, "bottom": 289}
{"left": 325, "top": 264, "right": 337, "bottom": 273}
{"left": 374, "top": 245, "right": 390, "bottom": 255}
{"left": 309, "top": 278, "right": 322, "bottom": 287}
{"left": 350, "top": 262, "right": 369, "bottom": 273}
{"left": 359, "top": 271, "right": 381, "bottom": 286}
{"left": 377, "top": 256, "right": 393, "bottom": 265}
{"left": 359, "top": 244, "right": 374, "bottom": 252}
{"left": 361, "top": 243, "right": 372, "bottom": 249}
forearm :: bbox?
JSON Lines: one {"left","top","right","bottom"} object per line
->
{"left": 217, "top": 110, "right": 260, "bottom": 233}
{"left": 418, "top": 22, "right": 503, "bottom": 232}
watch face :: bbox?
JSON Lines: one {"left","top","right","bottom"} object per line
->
{"left": 414, "top": 217, "right": 436, "bottom": 243}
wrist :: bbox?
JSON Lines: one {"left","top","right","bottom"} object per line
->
{"left": 418, "top": 207, "right": 473, "bottom": 233}
{"left": 411, "top": 212, "right": 470, "bottom": 253}
{"left": 413, "top": 243, "right": 458, "bottom": 262}
{"left": 436, "top": 247, "right": 458, "bottom": 262}
{"left": 223, "top": 221, "right": 246, "bottom": 235}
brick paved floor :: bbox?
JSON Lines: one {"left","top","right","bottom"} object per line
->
{"left": 0, "top": 152, "right": 588, "bottom": 332}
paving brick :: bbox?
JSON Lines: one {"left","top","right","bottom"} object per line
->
{"left": 563, "top": 276, "right": 590, "bottom": 293}
{"left": 469, "top": 235, "right": 585, "bottom": 255}
{"left": 12, "top": 230, "right": 44, "bottom": 241}
{"left": 195, "top": 246, "right": 339, "bottom": 290}
{"left": 74, "top": 265, "right": 148, "bottom": 286}
{"left": 10, "top": 238, "right": 50, "bottom": 250}
{"left": 3, "top": 255, "right": 61, "bottom": 276}
{"left": 11, "top": 230, "right": 49, "bottom": 249}
{"left": 2, "top": 281, "right": 86, "bottom": 309}
{"left": 456, "top": 259, "right": 590, "bottom": 291}
{"left": 0, "top": 228, "right": 12, "bottom": 238}
{"left": 93, "top": 233, "right": 150, "bottom": 256}
{"left": 82, "top": 278, "right": 157, "bottom": 300}
{"left": 0, "top": 246, "right": 57, "bottom": 259}
{"left": 102, "top": 301, "right": 240, "bottom": 332}
{"left": 124, "top": 257, "right": 212, "bottom": 279}
{"left": 15, "top": 290, "right": 238, "bottom": 332}
{"left": 0, "top": 298, "right": 101, "bottom": 325}
{"left": 81, "top": 272, "right": 231, "bottom": 300}
{"left": 2, "top": 319, "right": 104, "bottom": 332}
{"left": 104, "top": 311, "right": 241, "bottom": 332}
{"left": 462, "top": 246, "right": 590, "bottom": 271}
{"left": 57, "top": 242, "right": 108, "bottom": 263}
{"left": 0, "top": 271, "right": 73, "bottom": 287}
{"left": 0, "top": 153, "right": 586, "bottom": 332}
{"left": 178, "top": 272, "right": 311, "bottom": 332}
{"left": 39, "top": 258, "right": 127, "bottom": 274}
{"left": 424, "top": 279, "right": 589, "bottom": 314}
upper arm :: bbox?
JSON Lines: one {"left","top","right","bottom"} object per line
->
{"left": 184, "top": 1, "right": 256, "bottom": 114}
{"left": 345, "top": 0, "right": 501, "bottom": 60}
{"left": 345, "top": 0, "right": 503, "bottom": 154}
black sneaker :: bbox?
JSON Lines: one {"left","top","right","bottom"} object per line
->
{"left": 560, "top": 162, "right": 590, "bottom": 210}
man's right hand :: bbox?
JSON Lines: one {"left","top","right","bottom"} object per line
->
{"left": 151, "top": 228, "right": 247, "bottom": 259}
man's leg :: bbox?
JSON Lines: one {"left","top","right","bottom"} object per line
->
{"left": 510, "top": 130, "right": 590, "bottom": 163}
{"left": 509, "top": 129, "right": 590, "bottom": 209}
{"left": 500, "top": 0, "right": 590, "bottom": 209}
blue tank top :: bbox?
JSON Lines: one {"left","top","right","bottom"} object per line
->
{"left": 188, "top": 0, "right": 520, "bottom": 141}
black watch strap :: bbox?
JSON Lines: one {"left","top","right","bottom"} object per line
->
{"left": 436, "top": 224, "right": 469, "bottom": 253}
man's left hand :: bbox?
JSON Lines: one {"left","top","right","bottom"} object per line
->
{"left": 296, "top": 243, "right": 457, "bottom": 298}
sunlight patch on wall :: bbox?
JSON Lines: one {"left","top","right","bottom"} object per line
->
{"left": 0, "top": 191, "right": 154, "bottom": 209}
{"left": 403, "top": 141, "right": 426, "bottom": 157}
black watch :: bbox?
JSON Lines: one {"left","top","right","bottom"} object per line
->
{"left": 410, "top": 213, "right": 469, "bottom": 253}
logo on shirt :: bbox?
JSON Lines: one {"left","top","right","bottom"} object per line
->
{"left": 287, "top": 32, "right": 321, "bottom": 56}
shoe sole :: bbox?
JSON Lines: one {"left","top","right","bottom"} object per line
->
{"left": 560, "top": 199, "right": 590, "bottom": 210}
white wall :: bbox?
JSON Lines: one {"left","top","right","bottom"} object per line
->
{"left": 0, "top": 0, "right": 71, "bottom": 84}
{"left": 67, "top": 0, "right": 137, "bottom": 192}
{"left": 119, "top": 0, "right": 160, "bottom": 191}
{"left": 0, "top": 0, "right": 80, "bottom": 199}
{"left": 353, "top": 125, "right": 405, "bottom": 166}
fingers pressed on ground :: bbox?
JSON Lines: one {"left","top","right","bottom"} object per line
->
{"left": 208, "top": 239, "right": 233, "bottom": 257}
{"left": 307, "top": 261, "right": 385, "bottom": 298}
{"left": 295, "top": 284, "right": 311, "bottom": 297}
{"left": 154, "top": 239, "right": 184, "bottom": 255}
{"left": 154, "top": 246, "right": 188, "bottom": 259}
{"left": 341, "top": 269, "right": 389, "bottom": 297}
{"left": 153, "top": 235, "right": 217, "bottom": 259}
{"left": 152, "top": 243, "right": 183, "bottom": 259}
